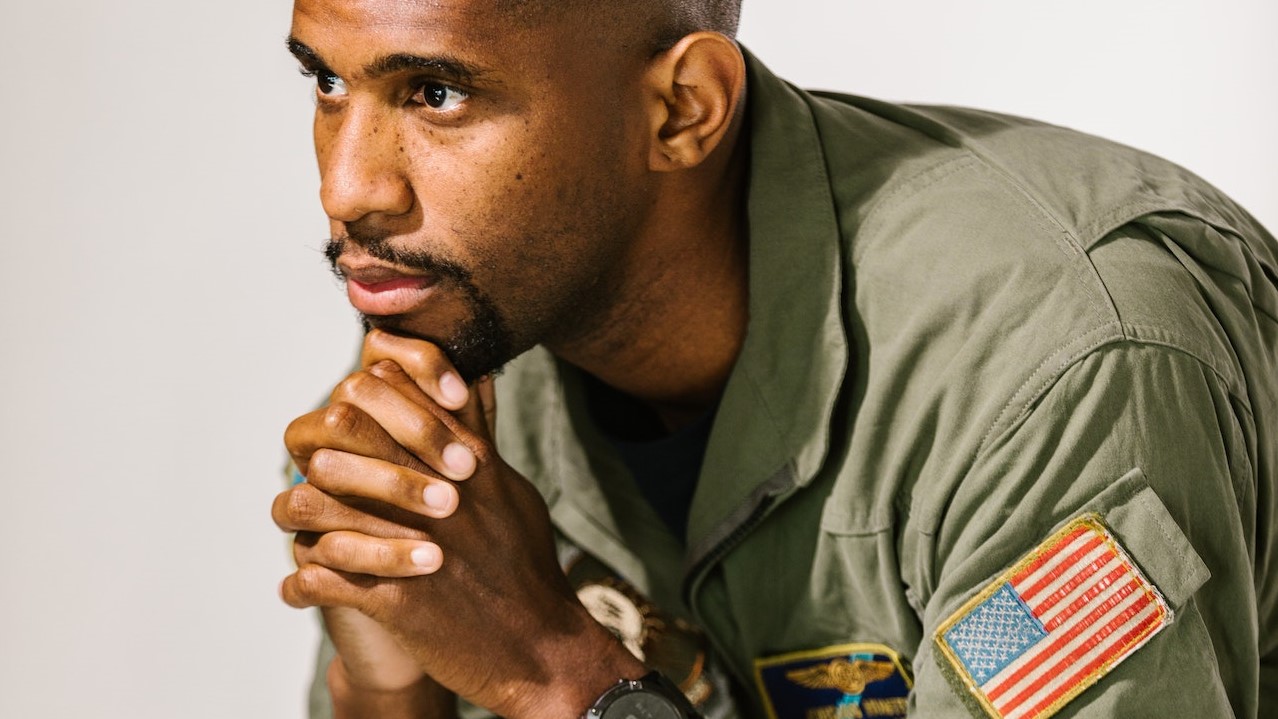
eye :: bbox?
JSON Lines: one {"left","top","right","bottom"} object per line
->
{"left": 413, "top": 82, "right": 468, "bottom": 111}
{"left": 299, "top": 68, "right": 347, "bottom": 98}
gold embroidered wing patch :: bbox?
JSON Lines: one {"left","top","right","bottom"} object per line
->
{"left": 785, "top": 659, "right": 899, "bottom": 695}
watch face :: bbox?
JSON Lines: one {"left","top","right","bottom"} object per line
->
{"left": 603, "top": 690, "right": 682, "bottom": 719}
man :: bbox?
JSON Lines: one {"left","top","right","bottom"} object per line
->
{"left": 272, "top": 1, "right": 1277, "bottom": 718}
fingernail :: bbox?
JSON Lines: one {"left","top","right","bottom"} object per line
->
{"left": 411, "top": 544, "right": 441, "bottom": 571}
{"left": 423, "top": 483, "right": 456, "bottom": 514}
{"left": 442, "top": 442, "right": 476, "bottom": 479}
{"left": 439, "top": 371, "right": 468, "bottom": 407}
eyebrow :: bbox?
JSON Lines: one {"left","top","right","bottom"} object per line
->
{"left": 286, "top": 37, "right": 490, "bottom": 85}
{"left": 287, "top": 37, "right": 328, "bottom": 71}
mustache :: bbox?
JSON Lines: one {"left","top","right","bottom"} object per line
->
{"left": 325, "top": 224, "right": 472, "bottom": 287}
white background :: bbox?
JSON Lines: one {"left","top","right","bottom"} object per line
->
{"left": 0, "top": 1, "right": 1272, "bottom": 717}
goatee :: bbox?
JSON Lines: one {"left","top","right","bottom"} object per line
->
{"left": 325, "top": 228, "right": 515, "bottom": 383}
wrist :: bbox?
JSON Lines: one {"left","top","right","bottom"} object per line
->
{"left": 329, "top": 656, "right": 458, "bottom": 719}
{"left": 497, "top": 607, "right": 648, "bottom": 719}
{"left": 584, "top": 672, "right": 702, "bottom": 719}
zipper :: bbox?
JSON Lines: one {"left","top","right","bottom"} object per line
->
{"left": 680, "top": 492, "right": 783, "bottom": 703}
{"left": 684, "top": 494, "right": 779, "bottom": 599}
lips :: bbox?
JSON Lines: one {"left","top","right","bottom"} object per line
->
{"left": 340, "top": 262, "right": 439, "bottom": 316}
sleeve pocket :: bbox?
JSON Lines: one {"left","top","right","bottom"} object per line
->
{"left": 1084, "top": 466, "right": 1210, "bottom": 611}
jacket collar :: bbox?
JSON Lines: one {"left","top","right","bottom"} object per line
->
{"left": 686, "top": 48, "right": 849, "bottom": 557}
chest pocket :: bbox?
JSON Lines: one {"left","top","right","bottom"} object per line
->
{"left": 716, "top": 491, "right": 923, "bottom": 669}
{"left": 805, "top": 500, "right": 923, "bottom": 654}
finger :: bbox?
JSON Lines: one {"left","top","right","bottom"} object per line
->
{"left": 285, "top": 402, "right": 428, "bottom": 477}
{"left": 477, "top": 376, "right": 498, "bottom": 442}
{"left": 308, "top": 449, "right": 459, "bottom": 519}
{"left": 331, "top": 368, "right": 477, "bottom": 481}
{"left": 361, "top": 329, "right": 469, "bottom": 411}
{"left": 295, "top": 530, "right": 443, "bottom": 577}
{"left": 280, "top": 563, "right": 400, "bottom": 612}
{"left": 370, "top": 361, "right": 492, "bottom": 455}
{"left": 272, "top": 483, "right": 431, "bottom": 540}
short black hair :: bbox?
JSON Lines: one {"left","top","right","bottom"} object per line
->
{"left": 667, "top": 0, "right": 743, "bottom": 38}
{"left": 498, "top": 0, "right": 743, "bottom": 51}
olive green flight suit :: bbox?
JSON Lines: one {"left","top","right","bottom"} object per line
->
{"left": 306, "top": 50, "right": 1277, "bottom": 719}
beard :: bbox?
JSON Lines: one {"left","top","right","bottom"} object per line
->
{"left": 325, "top": 228, "right": 515, "bottom": 384}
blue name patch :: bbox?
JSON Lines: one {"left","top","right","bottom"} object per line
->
{"left": 754, "top": 644, "right": 912, "bottom": 719}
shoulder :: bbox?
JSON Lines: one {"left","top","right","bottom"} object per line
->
{"left": 804, "top": 88, "right": 1276, "bottom": 415}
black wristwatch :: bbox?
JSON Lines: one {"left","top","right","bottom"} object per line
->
{"left": 583, "top": 671, "right": 702, "bottom": 719}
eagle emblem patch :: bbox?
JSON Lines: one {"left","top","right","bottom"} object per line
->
{"left": 934, "top": 515, "right": 1171, "bottom": 719}
{"left": 754, "top": 644, "right": 912, "bottom": 719}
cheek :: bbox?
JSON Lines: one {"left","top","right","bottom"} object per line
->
{"left": 402, "top": 120, "right": 581, "bottom": 241}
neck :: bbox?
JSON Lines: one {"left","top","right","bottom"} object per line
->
{"left": 546, "top": 117, "right": 750, "bottom": 431}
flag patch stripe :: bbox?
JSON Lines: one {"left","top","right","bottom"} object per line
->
{"left": 1010, "top": 526, "right": 1090, "bottom": 587}
{"left": 934, "top": 516, "right": 1171, "bottom": 719}
{"left": 1016, "top": 534, "right": 1105, "bottom": 601}
{"left": 1029, "top": 543, "right": 1115, "bottom": 617}
{"left": 1034, "top": 554, "right": 1121, "bottom": 626}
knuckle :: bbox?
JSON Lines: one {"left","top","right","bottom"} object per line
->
{"left": 306, "top": 449, "right": 334, "bottom": 483}
{"left": 470, "top": 440, "right": 497, "bottom": 465}
{"left": 320, "top": 402, "right": 360, "bottom": 437}
{"left": 332, "top": 371, "right": 374, "bottom": 403}
{"left": 411, "top": 344, "right": 445, "bottom": 373}
{"left": 271, "top": 491, "right": 294, "bottom": 529}
{"left": 410, "top": 415, "right": 437, "bottom": 444}
{"left": 283, "top": 414, "right": 309, "bottom": 450}
{"left": 318, "top": 532, "right": 354, "bottom": 564}
{"left": 294, "top": 565, "right": 325, "bottom": 599}
{"left": 285, "top": 484, "right": 325, "bottom": 524}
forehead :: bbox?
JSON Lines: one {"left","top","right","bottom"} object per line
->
{"left": 291, "top": 0, "right": 551, "bottom": 72}
{"left": 294, "top": 0, "right": 512, "bottom": 35}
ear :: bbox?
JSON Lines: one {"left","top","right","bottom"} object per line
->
{"left": 643, "top": 32, "right": 746, "bottom": 172}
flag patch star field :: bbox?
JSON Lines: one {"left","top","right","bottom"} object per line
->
{"left": 934, "top": 515, "right": 1171, "bottom": 719}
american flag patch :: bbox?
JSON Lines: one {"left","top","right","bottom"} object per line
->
{"left": 934, "top": 515, "right": 1171, "bottom": 719}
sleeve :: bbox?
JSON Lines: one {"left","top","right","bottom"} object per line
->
{"left": 308, "top": 630, "right": 337, "bottom": 719}
{"left": 907, "top": 341, "right": 1264, "bottom": 718}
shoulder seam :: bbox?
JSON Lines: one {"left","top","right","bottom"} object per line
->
{"left": 975, "top": 321, "right": 1125, "bottom": 459}
{"left": 852, "top": 155, "right": 977, "bottom": 265}
{"left": 977, "top": 335, "right": 1254, "bottom": 465}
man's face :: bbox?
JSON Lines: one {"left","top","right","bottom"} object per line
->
{"left": 290, "top": 0, "right": 656, "bottom": 381}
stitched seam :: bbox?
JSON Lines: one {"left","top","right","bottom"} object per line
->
{"left": 1082, "top": 196, "right": 1250, "bottom": 248}
{"left": 1152, "top": 224, "right": 1278, "bottom": 326}
{"left": 958, "top": 153, "right": 1082, "bottom": 260}
{"left": 955, "top": 156, "right": 1129, "bottom": 319}
{"left": 854, "top": 155, "right": 978, "bottom": 263}
{"left": 975, "top": 322, "right": 1124, "bottom": 457}
{"left": 1119, "top": 322, "right": 1248, "bottom": 398}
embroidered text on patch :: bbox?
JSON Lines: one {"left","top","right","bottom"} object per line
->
{"left": 934, "top": 515, "right": 1170, "bottom": 719}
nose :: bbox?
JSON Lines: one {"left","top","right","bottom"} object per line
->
{"left": 316, "top": 105, "right": 414, "bottom": 223}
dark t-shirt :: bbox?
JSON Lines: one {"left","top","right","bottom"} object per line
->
{"left": 582, "top": 374, "right": 716, "bottom": 540}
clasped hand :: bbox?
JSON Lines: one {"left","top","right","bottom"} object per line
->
{"left": 271, "top": 330, "right": 642, "bottom": 719}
